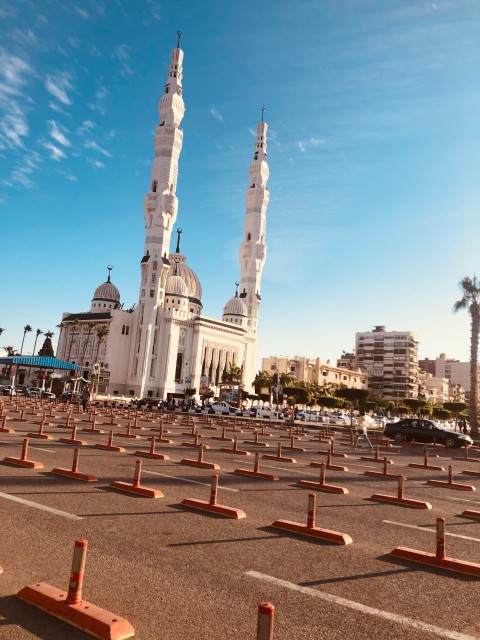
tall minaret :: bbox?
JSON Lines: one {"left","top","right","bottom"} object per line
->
{"left": 128, "top": 32, "right": 186, "bottom": 392}
{"left": 239, "top": 108, "right": 270, "bottom": 334}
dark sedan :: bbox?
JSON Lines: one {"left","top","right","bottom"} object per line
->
{"left": 384, "top": 418, "right": 473, "bottom": 449}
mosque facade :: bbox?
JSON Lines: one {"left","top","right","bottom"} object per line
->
{"left": 56, "top": 36, "right": 270, "bottom": 401}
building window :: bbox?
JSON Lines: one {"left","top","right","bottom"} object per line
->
{"left": 152, "top": 180, "right": 157, "bottom": 192}
{"left": 126, "top": 326, "right": 129, "bottom": 335}
{"left": 175, "top": 352, "right": 183, "bottom": 382}
{"left": 122, "top": 325, "right": 125, "bottom": 335}
{"left": 271, "top": 365, "right": 276, "bottom": 370}
{"left": 290, "top": 366, "right": 295, "bottom": 372}
{"left": 150, "top": 290, "right": 154, "bottom": 298}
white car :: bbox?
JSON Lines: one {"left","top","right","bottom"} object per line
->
{"left": 250, "top": 406, "right": 283, "bottom": 419}
{"left": 205, "top": 401, "right": 241, "bottom": 415}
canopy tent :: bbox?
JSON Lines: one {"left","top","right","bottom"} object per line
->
{"left": 0, "top": 356, "right": 81, "bottom": 371}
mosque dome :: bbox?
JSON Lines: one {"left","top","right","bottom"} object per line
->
{"left": 223, "top": 295, "right": 247, "bottom": 317}
{"left": 168, "top": 253, "right": 202, "bottom": 303}
{"left": 165, "top": 274, "right": 188, "bottom": 297}
{"left": 91, "top": 270, "right": 121, "bottom": 310}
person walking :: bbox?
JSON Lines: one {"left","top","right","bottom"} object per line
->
{"left": 81, "top": 386, "right": 91, "bottom": 413}
{"left": 353, "top": 411, "right": 373, "bottom": 450}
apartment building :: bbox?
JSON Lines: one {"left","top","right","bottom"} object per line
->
{"left": 355, "top": 325, "right": 420, "bottom": 399}
{"left": 261, "top": 356, "right": 367, "bottom": 391}
{"left": 419, "top": 353, "right": 472, "bottom": 401}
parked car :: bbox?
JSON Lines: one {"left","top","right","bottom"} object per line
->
{"left": 384, "top": 418, "right": 473, "bottom": 449}
{"left": 133, "top": 397, "right": 161, "bottom": 410}
{"left": 250, "top": 406, "right": 283, "bottom": 419}
{"left": 205, "top": 401, "right": 242, "bottom": 415}
{"left": 25, "top": 387, "right": 43, "bottom": 397}
{"left": 0, "top": 385, "right": 17, "bottom": 396}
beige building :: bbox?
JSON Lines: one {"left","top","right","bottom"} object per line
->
{"left": 262, "top": 356, "right": 367, "bottom": 390}
{"left": 419, "top": 371, "right": 449, "bottom": 404}
{"left": 419, "top": 353, "right": 474, "bottom": 401}
{"left": 355, "top": 325, "right": 420, "bottom": 399}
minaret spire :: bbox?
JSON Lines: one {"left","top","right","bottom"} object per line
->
{"left": 177, "top": 30, "right": 182, "bottom": 48}
{"left": 238, "top": 111, "right": 270, "bottom": 333}
{"left": 107, "top": 265, "right": 112, "bottom": 283}
{"left": 175, "top": 227, "right": 183, "bottom": 253}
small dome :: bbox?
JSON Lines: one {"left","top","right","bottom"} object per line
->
{"left": 168, "top": 253, "right": 202, "bottom": 302}
{"left": 165, "top": 274, "right": 188, "bottom": 297}
{"left": 223, "top": 295, "right": 247, "bottom": 317}
{"left": 91, "top": 277, "right": 121, "bottom": 310}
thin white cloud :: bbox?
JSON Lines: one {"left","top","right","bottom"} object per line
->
{"left": 309, "top": 137, "right": 326, "bottom": 146}
{"left": 48, "top": 120, "right": 71, "bottom": 147}
{"left": 87, "top": 83, "right": 108, "bottom": 114}
{"left": 68, "top": 36, "right": 81, "bottom": 48}
{"left": 0, "top": 48, "right": 32, "bottom": 101}
{"left": 147, "top": 0, "right": 161, "bottom": 19}
{"left": 5, "top": 151, "right": 42, "bottom": 189}
{"left": 0, "top": 103, "right": 28, "bottom": 149}
{"left": 45, "top": 72, "right": 73, "bottom": 106}
{"left": 298, "top": 141, "right": 306, "bottom": 152}
{"left": 210, "top": 107, "right": 224, "bottom": 123}
{"left": 84, "top": 139, "right": 112, "bottom": 157}
{"left": 248, "top": 127, "right": 256, "bottom": 137}
{"left": 43, "top": 140, "right": 67, "bottom": 161}
{"left": 10, "top": 29, "right": 37, "bottom": 46}
{"left": 87, "top": 157, "right": 105, "bottom": 169}
{"left": 113, "top": 45, "right": 133, "bottom": 76}
{"left": 75, "top": 7, "right": 90, "bottom": 19}
{"left": 77, "top": 120, "right": 96, "bottom": 135}
{"left": 297, "top": 137, "right": 326, "bottom": 152}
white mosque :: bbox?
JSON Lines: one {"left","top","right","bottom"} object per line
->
{"left": 56, "top": 34, "right": 270, "bottom": 402}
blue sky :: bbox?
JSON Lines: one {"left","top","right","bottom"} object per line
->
{"left": 0, "top": 0, "right": 479, "bottom": 365}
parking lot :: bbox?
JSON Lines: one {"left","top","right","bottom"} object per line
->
{"left": 1, "top": 396, "right": 480, "bottom": 639}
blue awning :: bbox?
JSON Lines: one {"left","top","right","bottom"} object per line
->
{"left": 0, "top": 356, "right": 81, "bottom": 371}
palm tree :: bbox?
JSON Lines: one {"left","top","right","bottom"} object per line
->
{"left": 32, "top": 329, "right": 43, "bottom": 356}
{"left": 0, "top": 328, "right": 4, "bottom": 337}
{"left": 253, "top": 370, "right": 273, "bottom": 395}
{"left": 20, "top": 324, "right": 32, "bottom": 354}
{"left": 3, "top": 346, "right": 17, "bottom": 356}
{"left": 81, "top": 322, "right": 96, "bottom": 365}
{"left": 66, "top": 319, "right": 81, "bottom": 361}
{"left": 453, "top": 275, "right": 480, "bottom": 436}
{"left": 94, "top": 325, "right": 109, "bottom": 364}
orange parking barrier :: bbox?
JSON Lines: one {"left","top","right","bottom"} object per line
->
{"left": 79, "top": 418, "right": 105, "bottom": 435}
{"left": 408, "top": 449, "right": 445, "bottom": 471}
{"left": 94, "top": 430, "right": 126, "bottom": 453}
{"left": 461, "top": 460, "right": 480, "bottom": 478}
{"left": 3, "top": 438, "right": 44, "bottom": 469}
{"left": 360, "top": 445, "right": 393, "bottom": 464}
{"left": 220, "top": 435, "right": 251, "bottom": 456}
{"left": 452, "top": 443, "right": 480, "bottom": 462}
{"left": 257, "top": 602, "right": 274, "bottom": 640}
{"left": 17, "top": 539, "right": 135, "bottom": 639}
{"left": 181, "top": 474, "right": 246, "bottom": 519}
{"left": 390, "top": 517, "right": 480, "bottom": 576}
{"left": 211, "top": 426, "right": 234, "bottom": 442}
{"left": 182, "top": 430, "right": 209, "bottom": 448}
{"left": 370, "top": 476, "right": 432, "bottom": 509}
{"left": 310, "top": 448, "right": 348, "bottom": 472}
{"left": 426, "top": 465, "right": 476, "bottom": 491}
{"left": 153, "top": 422, "right": 173, "bottom": 444}
{"left": 411, "top": 443, "right": 439, "bottom": 458}
{"left": 243, "top": 429, "right": 271, "bottom": 447}
{"left": 262, "top": 442, "right": 296, "bottom": 464}
{"left": 51, "top": 449, "right": 98, "bottom": 482}
{"left": 117, "top": 423, "right": 140, "bottom": 439}
{"left": 318, "top": 440, "right": 348, "bottom": 459}
{"left": 378, "top": 438, "right": 400, "bottom": 454}
{"left": 297, "top": 462, "right": 348, "bottom": 494}
{"left": 135, "top": 436, "right": 170, "bottom": 461}
{"left": 109, "top": 459, "right": 163, "bottom": 498}
{"left": 282, "top": 435, "right": 306, "bottom": 453}
{"left": 180, "top": 444, "right": 219, "bottom": 469}
{"left": 364, "top": 457, "right": 404, "bottom": 479}
{"left": 234, "top": 452, "right": 279, "bottom": 481}
{"left": 272, "top": 493, "right": 352, "bottom": 545}
{"left": 27, "top": 418, "right": 54, "bottom": 440}
{"left": 0, "top": 415, "right": 14, "bottom": 433}
{"left": 58, "top": 425, "right": 88, "bottom": 446}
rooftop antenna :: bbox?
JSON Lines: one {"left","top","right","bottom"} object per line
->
{"left": 175, "top": 227, "right": 183, "bottom": 253}
{"left": 107, "top": 265, "right": 113, "bottom": 283}
{"left": 261, "top": 106, "right": 266, "bottom": 122}
{"left": 177, "top": 30, "right": 182, "bottom": 48}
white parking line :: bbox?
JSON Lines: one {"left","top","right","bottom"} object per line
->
{"left": 0, "top": 492, "right": 82, "bottom": 520}
{"left": 246, "top": 570, "right": 477, "bottom": 640}
{"left": 142, "top": 470, "right": 239, "bottom": 492}
{"left": 383, "top": 520, "right": 480, "bottom": 543}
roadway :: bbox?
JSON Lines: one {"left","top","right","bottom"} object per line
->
{"left": 0, "top": 398, "right": 479, "bottom": 639}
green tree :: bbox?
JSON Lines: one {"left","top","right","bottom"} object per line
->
{"left": 38, "top": 331, "right": 54, "bottom": 357}
{"left": 3, "top": 346, "right": 17, "bottom": 356}
{"left": 335, "top": 388, "right": 369, "bottom": 426}
{"left": 453, "top": 275, "right": 480, "bottom": 436}
{"left": 432, "top": 407, "right": 451, "bottom": 421}
{"left": 222, "top": 362, "right": 243, "bottom": 383}
{"left": 443, "top": 401, "right": 467, "bottom": 430}
{"left": 403, "top": 398, "right": 427, "bottom": 415}
{"left": 253, "top": 370, "right": 273, "bottom": 395}
{"left": 94, "top": 326, "right": 109, "bottom": 364}
{"left": 20, "top": 324, "right": 32, "bottom": 354}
